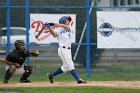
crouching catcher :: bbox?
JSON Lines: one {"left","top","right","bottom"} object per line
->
{"left": 2, "top": 40, "right": 39, "bottom": 84}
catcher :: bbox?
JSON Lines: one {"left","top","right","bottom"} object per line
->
{"left": 1, "top": 40, "right": 39, "bottom": 84}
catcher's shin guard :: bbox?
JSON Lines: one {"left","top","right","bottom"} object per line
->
{"left": 3, "top": 65, "right": 16, "bottom": 83}
{"left": 3, "top": 69, "right": 12, "bottom": 84}
{"left": 20, "top": 66, "right": 33, "bottom": 83}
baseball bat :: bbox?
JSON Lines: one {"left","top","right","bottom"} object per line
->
{"left": 35, "top": 26, "right": 46, "bottom": 38}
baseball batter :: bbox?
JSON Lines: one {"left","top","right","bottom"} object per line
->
{"left": 1, "top": 40, "right": 39, "bottom": 84}
{"left": 45, "top": 16, "right": 87, "bottom": 84}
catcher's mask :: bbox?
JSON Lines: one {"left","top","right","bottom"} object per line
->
{"left": 59, "top": 16, "right": 72, "bottom": 24}
{"left": 14, "top": 40, "right": 25, "bottom": 50}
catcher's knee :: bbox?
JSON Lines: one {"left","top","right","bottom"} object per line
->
{"left": 9, "top": 64, "right": 16, "bottom": 73}
{"left": 24, "top": 65, "right": 33, "bottom": 73}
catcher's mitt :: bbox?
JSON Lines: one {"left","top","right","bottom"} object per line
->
{"left": 30, "top": 50, "right": 40, "bottom": 57}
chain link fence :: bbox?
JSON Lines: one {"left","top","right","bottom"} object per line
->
{"left": 0, "top": 0, "right": 140, "bottom": 81}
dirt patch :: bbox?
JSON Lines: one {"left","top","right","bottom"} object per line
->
{"left": 0, "top": 81, "right": 140, "bottom": 89}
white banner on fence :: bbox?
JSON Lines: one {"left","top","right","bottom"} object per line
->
{"left": 30, "top": 14, "right": 76, "bottom": 44}
{"left": 97, "top": 11, "right": 140, "bottom": 48}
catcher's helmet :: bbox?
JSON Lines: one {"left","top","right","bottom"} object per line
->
{"left": 59, "top": 16, "right": 71, "bottom": 24}
{"left": 14, "top": 40, "right": 25, "bottom": 50}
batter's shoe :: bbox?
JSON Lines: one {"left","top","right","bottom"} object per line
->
{"left": 47, "top": 73, "right": 54, "bottom": 83}
{"left": 20, "top": 79, "right": 31, "bottom": 83}
{"left": 77, "top": 78, "right": 88, "bottom": 84}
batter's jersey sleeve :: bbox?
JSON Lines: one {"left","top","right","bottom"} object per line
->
{"left": 54, "top": 28, "right": 59, "bottom": 36}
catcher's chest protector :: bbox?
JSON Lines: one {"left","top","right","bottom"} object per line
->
{"left": 7, "top": 49, "right": 29, "bottom": 66}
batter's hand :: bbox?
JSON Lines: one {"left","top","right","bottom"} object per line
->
{"left": 45, "top": 22, "right": 55, "bottom": 26}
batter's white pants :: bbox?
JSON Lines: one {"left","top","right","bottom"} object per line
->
{"left": 58, "top": 47, "right": 75, "bottom": 73}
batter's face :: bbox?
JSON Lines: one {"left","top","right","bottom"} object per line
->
{"left": 65, "top": 19, "right": 70, "bottom": 25}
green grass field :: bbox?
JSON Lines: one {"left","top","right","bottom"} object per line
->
{"left": 0, "top": 59, "right": 140, "bottom": 93}
{"left": 0, "top": 87, "right": 140, "bottom": 93}
{"left": 1, "top": 61, "right": 140, "bottom": 82}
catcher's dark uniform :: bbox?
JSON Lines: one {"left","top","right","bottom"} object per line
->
{"left": 6, "top": 49, "right": 30, "bottom": 66}
{"left": 3, "top": 40, "right": 39, "bottom": 84}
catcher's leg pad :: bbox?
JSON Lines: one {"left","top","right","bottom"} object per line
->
{"left": 20, "top": 65, "right": 33, "bottom": 80}
{"left": 4, "top": 64, "right": 16, "bottom": 81}
{"left": 24, "top": 65, "right": 33, "bottom": 73}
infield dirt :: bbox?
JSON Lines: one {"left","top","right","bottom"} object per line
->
{"left": 0, "top": 81, "right": 140, "bottom": 89}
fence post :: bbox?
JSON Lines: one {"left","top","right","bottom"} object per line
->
{"left": 6, "top": 0, "right": 10, "bottom": 55}
{"left": 25, "top": 0, "right": 30, "bottom": 65}
{"left": 86, "top": 0, "right": 90, "bottom": 77}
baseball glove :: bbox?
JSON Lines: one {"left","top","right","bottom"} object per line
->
{"left": 30, "top": 50, "right": 40, "bottom": 57}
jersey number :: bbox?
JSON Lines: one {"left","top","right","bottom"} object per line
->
{"left": 68, "top": 34, "right": 70, "bottom": 39}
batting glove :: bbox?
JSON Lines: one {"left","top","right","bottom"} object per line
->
{"left": 44, "top": 22, "right": 49, "bottom": 27}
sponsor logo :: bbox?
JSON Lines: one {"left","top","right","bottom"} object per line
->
{"left": 98, "top": 23, "right": 114, "bottom": 37}
{"left": 98, "top": 23, "right": 140, "bottom": 37}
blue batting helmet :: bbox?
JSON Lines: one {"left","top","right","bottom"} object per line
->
{"left": 59, "top": 16, "right": 67, "bottom": 24}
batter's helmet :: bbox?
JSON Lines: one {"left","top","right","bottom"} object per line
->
{"left": 14, "top": 40, "right": 25, "bottom": 50}
{"left": 59, "top": 16, "right": 72, "bottom": 24}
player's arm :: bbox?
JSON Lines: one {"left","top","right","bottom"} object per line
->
{"left": 49, "top": 27, "right": 58, "bottom": 37}
{"left": 46, "top": 22, "right": 70, "bottom": 29}
{"left": 47, "top": 23, "right": 70, "bottom": 37}
{"left": 24, "top": 50, "right": 39, "bottom": 57}
{"left": 54, "top": 23, "right": 70, "bottom": 29}
{"left": 4, "top": 59, "right": 21, "bottom": 68}
{"left": 4, "top": 53, "right": 21, "bottom": 68}
{"left": 44, "top": 23, "right": 58, "bottom": 37}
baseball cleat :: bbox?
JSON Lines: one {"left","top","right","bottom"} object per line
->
{"left": 77, "top": 78, "right": 88, "bottom": 84}
{"left": 47, "top": 73, "right": 54, "bottom": 83}
{"left": 20, "top": 79, "right": 31, "bottom": 83}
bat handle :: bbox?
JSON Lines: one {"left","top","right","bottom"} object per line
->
{"left": 35, "top": 35, "right": 39, "bottom": 38}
